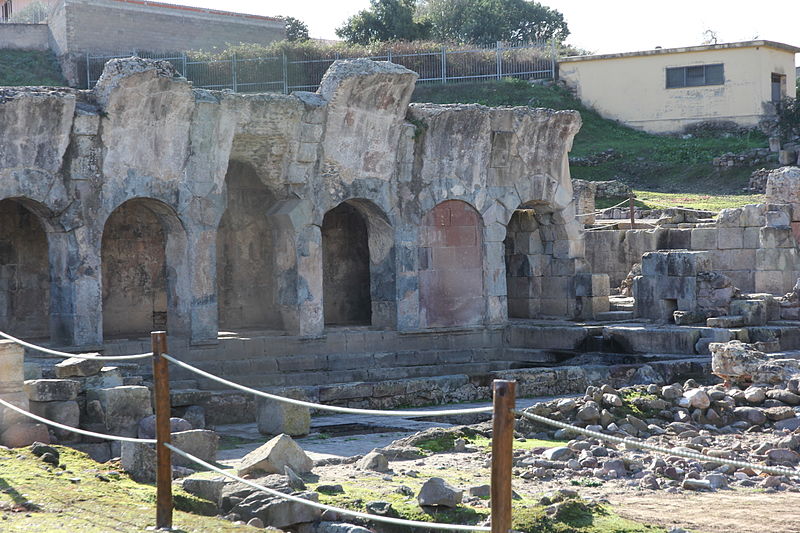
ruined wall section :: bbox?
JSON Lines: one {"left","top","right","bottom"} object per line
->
{"left": 0, "top": 57, "right": 587, "bottom": 347}
{"left": 403, "top": 104, "right": 583, "bottom": 325}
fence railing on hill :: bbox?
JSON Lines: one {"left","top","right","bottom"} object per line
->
{"left": 84, "top": 40, "right": 557, "bottom": 92}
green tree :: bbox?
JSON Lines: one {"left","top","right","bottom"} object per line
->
{"left": 336, "top": 0, "right": 431, "bottom": 45}
{"left": 284, "top": 16, "right": 310, "bottom": 42}
{"left": 419, "top": 0, "right": 569, "bottom": 45}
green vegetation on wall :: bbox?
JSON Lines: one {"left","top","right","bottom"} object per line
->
{"left": 412, "top": 78, "right": 769, "bottom": 207}
{"left": 0, "top": 50, "right": 65, "bottom": 86}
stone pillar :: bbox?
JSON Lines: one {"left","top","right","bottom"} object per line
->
{"left": 187, "top": 228, "right": 218, "bottom": 344}
{"left": 48, "top": 228, "right": 103, "bottom": 347}
{"left": 0, "top": 341, "right": 49, "bottom": 447}
{"left": 297, "top": 225, "right": 324, "bottom": 336}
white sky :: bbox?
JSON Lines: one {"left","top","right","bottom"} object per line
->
{"left": 177, "top": 0, "right": 800, "bottom": 65}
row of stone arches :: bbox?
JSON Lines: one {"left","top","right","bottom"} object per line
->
{"left": 0, "top": 183, "right": 574, "bottom": 342}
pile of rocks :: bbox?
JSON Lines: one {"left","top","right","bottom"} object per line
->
{"left": 570, "top": 149, "right": 622, "bottom": 167}
{"left": 712, "top": 148, "right": 775, "bottom": 168}
{"left": 515, "top": 380, "right": 800, "bottom": 492}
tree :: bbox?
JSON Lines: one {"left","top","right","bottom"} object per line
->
{"left": 336, "top": 0, "right": 431, "bottom": 45}
{"left": 284, "top": 16, "right": 310, "bottom": 42}
{"left": 419, "top": 0, "right": 569, "bottom": 45}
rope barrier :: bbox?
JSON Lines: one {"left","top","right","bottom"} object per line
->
{"left": 0, "top": 398, "right": 156, "bottom": 444}
{"left": 165, "top": 443, "right": 491, "bottom": 532}
{"left": 0, "top": 330, "right": 153, "bottom": 361}
{"left": 513, "top": 409, "right": 800, "bottom": 479}
{"left": 161, "top": 354, "right": 494, "bottom": 418}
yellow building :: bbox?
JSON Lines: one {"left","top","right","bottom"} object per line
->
{"left": 559, "top": 40, "right": 800, "bottom": 134}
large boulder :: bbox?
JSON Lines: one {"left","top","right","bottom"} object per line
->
{"left": 121, "top": 429, "right": 218, "bottom": 482}
{"left": 417, "top": 477, "right": 462, "bottom": 508}
{"left": 54, "top": 356, "right": 104, "bottom": 378}
{"left": 237, "top": 434, "right": 313, "bottom": 477}
{"left": 710, "top": 341, "right": 800, "bottom": 385}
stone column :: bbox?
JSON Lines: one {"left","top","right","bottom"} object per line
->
{"left": 187, "top": 228, "right": 218, "bottom": 344}
{"left": 0, "top": 341, "right": 49, "bottom": 447}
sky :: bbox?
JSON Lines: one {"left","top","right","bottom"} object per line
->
{"left": 176, "top": 0, "right": 800, "bottom": 65}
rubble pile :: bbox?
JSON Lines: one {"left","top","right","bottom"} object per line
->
{"left": 515, "top": 379, "right": 800, "bottom": 492}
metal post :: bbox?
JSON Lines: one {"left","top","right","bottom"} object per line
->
{"left": 491, "top": 379, "right": 515, "bottom": 533}
{"left": 181, "top": 52, "right": 187, "bottom": 78}
{"left": 282, "top": 52, "right": 288, "bottom": 95}
{"left": 85, "top": 52, "right": 91, "bottom": 89}
{"left": 496, "top": 41, "right": 503, "bottom": 80}
{"left": 387, "top": 48, "right": 392, "bottom": 63}
{"left": 152, "top": 331, "right": 172, "bottom": 530}
{"left": 231, "top": 53, "right": 238, "bottom": 92}
{"left": 441, "top": 46, "right": 446, "bottom": 83}
{"left": 629, "top": 193, "right": 636, "bottom": 229}
{"left": 551, "top": 36, "right": 557, "bottom": 80}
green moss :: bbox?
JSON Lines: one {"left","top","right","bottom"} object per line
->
{"left": 470, "top": 435, "right": 567, "bottom": 450}
{"left": 0, "top": 446, "right": 251, "bottom": 532}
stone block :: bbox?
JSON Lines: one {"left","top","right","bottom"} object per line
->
{"left": 779, "top": 150, "right": 797, "bottom": 165}
{"left": 641, "top": 252, "right": 667, "bottom": 276}
{"left": 85, "top": 386, "right": 153, "bottom": 437}
{"left": 170, "top": 389, "right": 213, "bottom": 407}
{"left": 0, "top": 422, "right": 50, "bottom": 448}
{"left": 741, "top": 204, "right": 767, "bottom": 227}
{"left": 755, "top": 270, "right": 790, "bottom": 295}
{"left": 78, "top": 367, "right": 124, "bottom": 391}
{"left": 24, "top": 379, "right": 80, "bottom": 402}
{"left": 716, "top": 208, "right": 742, "bottom": 227}
{"left": 756, "top": 248, "right": 798, "bottom": 271}
{"left": 690, "top": 227, "right": 717, "bottom": 250}
{"left": 717, "top": 227, "right": 744, "bottom": 250}
{"left": 766, "top": 209, "right": 791, "bottom": 227}
{"left": 729, "top": 299, "right": 767, "bottom": 326}
{"left": 742, "top": 227, "right": 761, "bottom": 248}
{"left": 574, "top": 273, "right": 610, "bottom": 297}
{"left": 256, "top": 391, "right": 311, "bottom": 437}
{"left": 29, "top": 400, "right": 80, "bottom": 441}
{"left": 55, "top": 356, "right": 104, "bottom": 378}
{"left": 23, "top": 363, "right": 42, "bottom": 380}
{"left": 666, "top": 251, "right": 712, "bottom": 276}
{"left": 237, "top": 433, "right": 313, "bottom": 476}
{"left": 707, "top": 315, "right": 745, "bottom": 328}
{"left": 760, "top": 226, "right": 796, "bottom": 248}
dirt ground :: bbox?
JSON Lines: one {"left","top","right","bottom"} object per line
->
{"left": 310, "top": 444, "right": 800, "bottom": 533}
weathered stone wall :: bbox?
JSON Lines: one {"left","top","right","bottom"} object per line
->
{"left": 0, "top": 57, "right": 583, "bottom": 348}
{"left": 586, "top": 203, "right": 800, "bottom": 295}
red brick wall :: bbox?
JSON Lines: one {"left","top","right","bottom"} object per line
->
{"left": 419, "top": 200, "right": 484, "bottom": 327}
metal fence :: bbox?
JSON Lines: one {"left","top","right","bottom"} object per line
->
{"left": 85, "top": 40, "right": 557, "bottom": 92}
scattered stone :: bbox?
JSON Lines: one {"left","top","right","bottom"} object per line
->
{"left": 284, "top": 466, "right": 306, "bottom": 491}
{"left": 357, "top": 450, "right": 389, "bottom": 472}
{"left": 54, "top": 357, "right": 104, "bottom": 378}
{"left": 684, "top": 389, "right": 711, "bottom": 410}
{"left": 683, "top": 478, "right": 713, "bottom": 491}
{"left": 417, "top": 477, "right": 462, "bottom": 508}
{"left": 237, "top": 434, "right": 313, "bottom": 477}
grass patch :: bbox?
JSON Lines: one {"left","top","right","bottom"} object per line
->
{"left": 0, "top": 445, "right": 250, "bottom": 532}
{"left": 597, "top": 190, "right": 766, "bottom": 212}
{"left": 0, "top": 50, "right": 65, "bottom": 86}
{"left": 312, "top": 479, "right": 662, "bottom": 533}
{"left": 412, "top": 78, "right": 772, "bottom": 206}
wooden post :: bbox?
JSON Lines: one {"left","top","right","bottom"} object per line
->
{"left": 629, "top": 192, "right": 636, "bottom": 229}
{"left": 152, "top": 331, "right": 172, "bottom": 530}
{"left": 491, "top": 379, "right": 515, "bottom": 533}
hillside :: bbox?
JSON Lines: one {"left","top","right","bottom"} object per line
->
{"left": 411, "top": 78, "right": 773, "bottom": 209}
{"left": 0, "top": 50, "right": 65, "bottom": 87}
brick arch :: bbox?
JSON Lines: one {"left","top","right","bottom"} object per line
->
{"left": 419, "top": 200, "right": 484, "bottom": 328}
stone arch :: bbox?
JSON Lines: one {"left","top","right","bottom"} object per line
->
{"left": 101, "top": 198, "right": 188, "bottom": 339}
{"left": 504, "top": 200, "right": 583, "bottom": 318}
{"left": 0, "top": 198, "right": 53, "bottom": 339}
{"left": 419, "top": 200, "right": 484, "bottom": 328}
{"left": 321, "top": 199, "right": 395, "bottom": 327}
{"left": 216, "top": 161, "right": 282, "bottom": 332}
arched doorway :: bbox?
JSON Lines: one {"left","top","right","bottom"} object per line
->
{"left": 419, "top": 200, "right": 484, "bottom": 328}
{"left": 216, "top": 162, "right": 281, "bottom": 331}
{"left": 101, "top": 199, "right": 185, "bottom": 339}
{"left": 0, "top": 199, "right": 50, "bottom": 338}
{"left": 322, "top": 202, "right": 372, "bottom": 326}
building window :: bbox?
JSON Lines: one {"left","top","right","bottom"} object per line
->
{"left": 666, "top": 64, "right": 724, "bottom": 88}
{"left": 771, "top": 73, "right": 786, "bottom": 103}
{"left": 1, "top": 1, "right": 12, "bottom": 21}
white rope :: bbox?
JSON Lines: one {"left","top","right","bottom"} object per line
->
{"left": 166, "top": 444, "right": 491, "bottom": 532}
{"left": 514, "top": 409, "right": 800, "bottom": 479}
{"left": 0, "top": 398, "right": 156, "bottom": 444}
{"left": 0, "top": 330, "right": 152, "bottom": 360}
{"left": 161, "top": 354, "right": 493, "bottom": 418}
